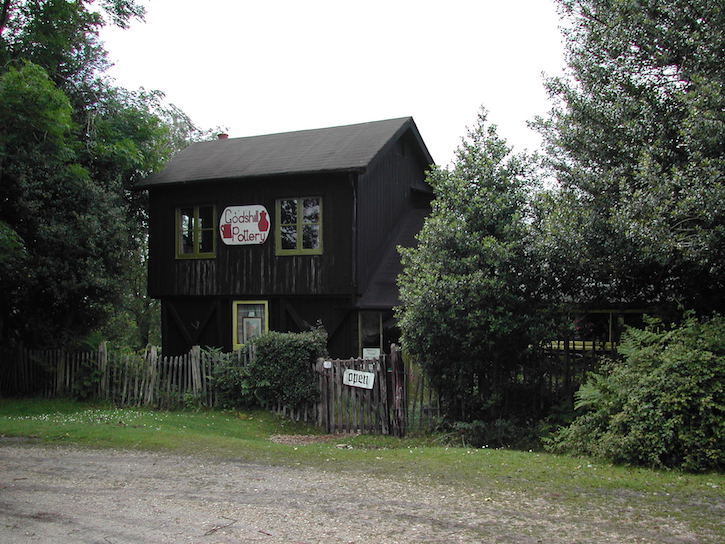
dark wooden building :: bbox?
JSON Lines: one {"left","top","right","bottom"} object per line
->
{"left": 138, "top": 117, "right": 434, "bottom": 357}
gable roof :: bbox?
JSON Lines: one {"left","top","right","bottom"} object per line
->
{"left": 138, "top": 116, "right": 433, "bottom": 188}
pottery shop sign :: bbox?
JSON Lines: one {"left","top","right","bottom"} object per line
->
{"left": 220, "top": 205, "right": 270, "bottom": 245}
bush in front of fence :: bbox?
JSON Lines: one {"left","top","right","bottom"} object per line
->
{"left": 208, "top": 348, "right": 252, "bottom": 409}
{"left": 545, "top": 314, "right": 725, "bottom": 472}
{"left": 211, "top": 328, "right": 328, "bottom": 410}
{"left": 245, "top": 328, "right": 328, "bottom": 410}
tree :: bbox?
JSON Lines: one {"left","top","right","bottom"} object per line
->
{"left": 534, "top": 0, "right": 725, "bottom": 312}
{"left": 0, "top": 1, "right": 207, "bottom": 347}
{"left": 0, "top": 61, "right": 131, "bottom": 345}
{"left": 396, "top": 110, "right": 553, "bottom": 421}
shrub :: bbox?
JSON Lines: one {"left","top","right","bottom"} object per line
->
{"left": 245, "top": 328, "right": 328, "bottom": 410}
{"left": 546, "top": 314, "right": 725, "bottom": 472}
{"left": 208, "top": 347, "right": 254, "bottom": 409}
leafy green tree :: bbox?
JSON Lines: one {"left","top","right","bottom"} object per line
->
{"left": 397, "top": 110, "right": 553, "bottom": 421}
{"left": 0, "top": 1, "right": 208, "bottom": 347}
{"left": 0, "top": 61, "right": 132, "bottom": 345}
{"left": 0, "top": 1, "right": 144, "bottom": 95}
{"left": 534, "top": 0, "right": 724, "bottom": 312}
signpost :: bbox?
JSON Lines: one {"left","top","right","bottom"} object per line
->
{"left": 342, "top": 368, "right": 375, "bottom": 390}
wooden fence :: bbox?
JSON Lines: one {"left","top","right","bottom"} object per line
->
{"left": 0, "top": 342, "right": 437, "bottom": 436}
{"left": 312, "top": 345, "right": 440, "bottom": 437}
{"left": 1, "top": 341, "right": 597, "bottom": 437}
{"left": 315, "top": 356, "right": 390, "bottom": 434}
{"left": 0, "top": 344, "right": 252, "bottom": 409}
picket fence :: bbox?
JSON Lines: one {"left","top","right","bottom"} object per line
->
{"left": 0, "top": 344, "right": 252, "bottom": 409}
{"left": 0, "top": 343, "right": 439, "bottom": 436}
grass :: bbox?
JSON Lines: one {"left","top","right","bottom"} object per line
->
{"left": 1, "top": 398, "right": 723, "bottom": 539}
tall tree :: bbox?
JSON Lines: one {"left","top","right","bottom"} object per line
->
{"left": 0, "top": 1, "right": 205, "bottom": 347}
{"left": 535, "top": 0, "right": 724, "bottom": 312}
{"left": 397, "top": 110, "right": 553, "bottom": 421}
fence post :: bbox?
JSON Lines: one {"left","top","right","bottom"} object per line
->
{"left": 390, "top": 344, "right": 406, "bottom": 438}
{"left": 190, "top": 345, "right": 202, "bottom": 395}
{"left": 144, "top": 346, "right": 158, "bottom": 406}
{"left": 98, "top": 341, "right": 108, "bottom": 400}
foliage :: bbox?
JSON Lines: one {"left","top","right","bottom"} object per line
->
{"left": 0, "top": 61, "right": 131, "bottom": 346}
{"left": 546, "top": 314, "right": 725, "bottom": 472}
{"left": 397, "top": 109, "right": 557, "bottom": 421}
{"left": 0, "top": 0, "right": 209, "bottom": 348}
{"left": 208, "top": 347, "right": 254, "bottom": 409}
{"left": 210, "top": 329, "right": 328, "bottom": 410}
{"left": 533, "top": 0, "right": 725, "bottom": 311}
{"left": 70, "top": 353, "right": 104, "bottom": 401}
{"left": 244, "top": 328, "right": 328, "bottom": 410}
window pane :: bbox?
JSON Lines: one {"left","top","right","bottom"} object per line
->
{"left": 303, "top": 198, "right": 320, "bottom": 223}
{"left": 179, "top": 208, "right": 194, "bottom": 254}
{"left": 302, "top": 224, "right": 319, "bottom": 249}
{"left": 281, "top": 225, "right": 297, "bottom": 249}
{"left": 198, "top": 205, "right": 214, "bottom": 229}
{"left": 280, "top": 199, "right": 297, "bottom": 224}
{"left": 199, "top": 229, "right": 213, "bottom": 253}
{"left": 236, "top": 303, "right": 266, "bottom": 345}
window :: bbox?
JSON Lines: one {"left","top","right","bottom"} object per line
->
{"left": 275, "top": 197, "right": 322, "bottom": 255}
{"left": 232, "top": 300, "right": 269, "bottom": 350}
{"left": 358, "top": 311, "right": 382, "bottom": 359}
{"left": 176, "top": 205, "right": 216, "bottom": 259}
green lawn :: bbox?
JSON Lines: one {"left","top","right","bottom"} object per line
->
{"left": 1, "top": 399, "right": 723, "bottom": 539}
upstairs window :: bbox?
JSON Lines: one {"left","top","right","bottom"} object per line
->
{"left": 176, "top": 205, "right": 216, "bottom": 259}
{"left": 275, "top": 197, "right": 322, "bottom": 255}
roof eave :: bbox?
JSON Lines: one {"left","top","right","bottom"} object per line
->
{"left": 135, "top": 165, "right": 368, "bottom": 190}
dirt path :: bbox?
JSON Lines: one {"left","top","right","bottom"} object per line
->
{"left": 0, "top": 444, "right": 712, "bottom": 543}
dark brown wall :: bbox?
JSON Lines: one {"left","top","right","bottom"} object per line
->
{"left": 355, "top": 129, "right": 431, "bottom": 293}
{"left": 161, "top": 296, "right": 356, "bottom": 357}
{"left": 147, "top": 130, "right": 431, "bottom": 357}
{"left": 148, "top": 173, "right": 354, "bottom": 299}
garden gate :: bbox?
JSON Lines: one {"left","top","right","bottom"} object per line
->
{"left": 314, "top": 344, "right": 408, "bottom": 437}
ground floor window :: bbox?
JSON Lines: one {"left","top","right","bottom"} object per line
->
{"left": 232, "top": 300, "right": 268, "bottom": 350}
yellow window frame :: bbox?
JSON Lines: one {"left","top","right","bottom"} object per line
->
{"left": 275, "top": 197, "right": 323, "bottom": 256}
{"left": 232, "top": 300, "right": 269, "bottom": 351}
{"left": 175, "top": 205, "right": 216, "bottom": 259}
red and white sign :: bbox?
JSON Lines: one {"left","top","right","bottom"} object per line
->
{"left": 219, "top": 205, "right": 270, "bottom": 245}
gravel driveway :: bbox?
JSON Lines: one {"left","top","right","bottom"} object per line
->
{"left": 0, "top": 443, "right": 713, "bottom": 543}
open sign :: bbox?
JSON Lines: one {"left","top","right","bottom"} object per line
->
{"left": 342, "top": 369, "right": 375, "bottom": 390}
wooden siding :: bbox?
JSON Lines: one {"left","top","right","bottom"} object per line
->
{"left": 148, "top": 173, "right": 354, "bottom": 298}
{"left": 146, "top": 125, "right": 431, "bottom": 358}
{"left": 161, "top": 296, "right": 357, "bottom": 357}
{"left": 355, "top": 129, "right": 431, "bottom": 293}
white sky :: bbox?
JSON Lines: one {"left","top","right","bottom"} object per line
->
{"left": 100, "top": 0, "right": 566, "bottom": 167}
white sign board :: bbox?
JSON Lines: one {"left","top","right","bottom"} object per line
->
{"left": 362, "top": 347, "right": 381, "bottom": 360}
{"left": 219, "top": 205, "right": 270, "bottom": 245}
{"left": 343, "top": 369, "right": 375, "bottom": 390}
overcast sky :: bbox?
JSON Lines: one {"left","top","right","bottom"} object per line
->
{"left": 100, "top": 0, "right": 566, "bottom": 167}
